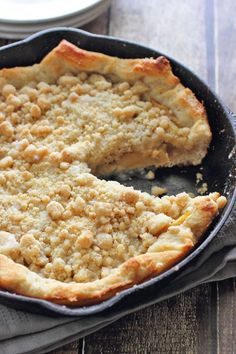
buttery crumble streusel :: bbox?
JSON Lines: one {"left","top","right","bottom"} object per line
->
{"left": 0, "top": 71, "right": 204, "bottom": 175}
{"left": 0, "top": 162, "right": 226, "bottom": 283}
{"left": 0, "top": 161, "right": 217, "bottom": 283}
{"left": 0, "top": 40, "right": 226, "bottom": 305}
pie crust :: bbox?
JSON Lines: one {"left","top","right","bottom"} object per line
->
{"left": 0, "top": 40, "right": 226, "bottom": 306}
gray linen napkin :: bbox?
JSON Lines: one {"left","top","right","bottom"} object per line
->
{"left": 0, "top": 206, "right": 235, "bottom": 354}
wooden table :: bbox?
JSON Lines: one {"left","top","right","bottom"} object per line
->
{"left": 53, "top": 1, "right": 236, "bottom": 353}
{"left": 1, "top": 1, "right": 235, "bottom": 353}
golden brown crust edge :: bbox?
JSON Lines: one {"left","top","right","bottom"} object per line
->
{"left": 0, "top": 194, "right": 225, "bottom": 306}
{"left": 0, "top": 40, "right": 179, "bottom": 88}
{"left": 0, "top": 250, "right": 187, "bottom": 306}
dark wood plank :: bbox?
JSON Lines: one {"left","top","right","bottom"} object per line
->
{"left": 218, "top": 279, "right": 236, "bottom": 353}
{"left": 84, "top": 285, "right": 216, "bottom": 354}
{"left": 48, "top": 341, "right": 81, "bottom": 354}
{"left": 215, "top": 2, "right": 236, "bottom": 353}
{"left": 84, "top": 1, "right": 216, "bottom": 353}
{"left": 216, "top": 0, "right": 236, "bottom": 112}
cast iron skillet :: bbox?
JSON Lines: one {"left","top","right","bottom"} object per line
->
{"left": 0, "top": 28, "right": 235, "bottom": 316}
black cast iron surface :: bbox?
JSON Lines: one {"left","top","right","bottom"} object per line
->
{"left": 0, "top": 28, "right": 235, "bottom": 316}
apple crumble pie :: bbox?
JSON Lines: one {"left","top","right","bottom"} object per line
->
{"left": 0, "top": 41, "right": 226, "bottom": 305}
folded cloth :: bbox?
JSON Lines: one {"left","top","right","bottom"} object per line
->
{"left": 0, "top": 206, "right": 235, "bottom": 354}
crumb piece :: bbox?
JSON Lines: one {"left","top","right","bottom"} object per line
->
{"left": 216, "top": 196, "right": 227, "bottom": 209}
{"left": 0, "top": 231, "right": 20, "bottom": 260}
{"left": 96, "top": 233, "right": 113, "bottom": 250}
{"left": 30, "top": 104, "right": 42, "bottom": 119}
{"left": 196, "top": 172, "right": 203, "bottom": 183}
{"left": 94, "top": 202, "right": 113, "bottom": 217}
{"left": 151, "top": 186, "right": 167, "bottom": 196}
{"left": 57, "top": 184, "right": 71, "bottom": 199}
{"left": 121, "top": 190, "right": 139, "bottom": 204}
{"left": 21, "top": 171, "right": 33, "bottom": 180}
{"left": 60, "top": 162, "right": 69, "bottom": 170}
{"left": 197, "top": 182, "right": 208, "bottom": 195}
{"left": 0, "top": 156, "right": 13, "bottom": 168}
{"left": 46, "top": 201, "right": 64, "bottom": 220}
{"left": 2, "top": 84, "right": 16, "bottom": 98}
{"left": 17, "top": 138, "right": 29, "bottom": 151}
{"left": 0, "top": 121, "right": 14, "bottom": 137}
{"left": 75, "top": 230, "right": 94, "bottom": 249}
{"left": 71, "top": 196, "right": 86, "bottom": 215}
{"left": 23, "top": 144, "right": 48, "bottom": 163}
{"left": 49, "top": 152, "right": 62, "bottom": 165}
{"left": 145, "top": 170, "right": 155, "bottom": 180}
{"left": 147, "top": 213, "right": 172, "bottom": 235}
{"left": 188, "top": 192, "right": 195, "bottom": 198}
{"left": 69, "top": 92, "right": 79, "bottom": 102}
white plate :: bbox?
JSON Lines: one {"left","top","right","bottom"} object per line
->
{"left": 0, "top": 0, "right": 108, "bottom": 23}
{"left": 0, "top": 0, "right": 111, "bottom": 39}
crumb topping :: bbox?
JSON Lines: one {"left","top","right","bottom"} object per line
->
{"left": 0, "top": 162, "right": 194, "bottom": 283}
{"left": 0, "top": 72, "right": 196, "bottom": 175}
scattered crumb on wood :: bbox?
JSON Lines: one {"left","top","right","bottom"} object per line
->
{"left": 145, "top": 170, "right": 155, "bottom": 180}
{"left": 151, "top": 186, "right": 167, "bottom": 196}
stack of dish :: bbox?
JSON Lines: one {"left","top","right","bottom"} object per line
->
{"left": 0, "top": 0, "right": 111, "bottom": 39}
